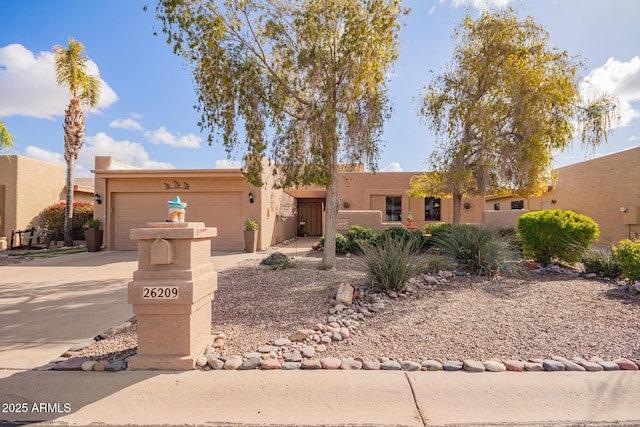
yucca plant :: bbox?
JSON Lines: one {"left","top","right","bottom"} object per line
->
{"left": 360, "top": 232, "right": 422, "bottom": 292}
{"left": 430, "top": 224, "right": 523, "bottom": 277}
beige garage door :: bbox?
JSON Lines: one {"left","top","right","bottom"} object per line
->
{"left": 112, "top": 192, "right": 243, "bottom": 250}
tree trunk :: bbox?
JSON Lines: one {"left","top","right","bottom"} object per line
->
{"left": 452, "top": 192, "right": 462, "bottom": 226}
{"left": 64, "top": 156, "right": 75, "bottom": 246}
{"left": 323, "top": 157, "right": 339, "bottom": 270}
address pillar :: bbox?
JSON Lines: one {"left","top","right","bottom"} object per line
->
{"left": 126, "top": 222, "right": 217, "bottom": 370}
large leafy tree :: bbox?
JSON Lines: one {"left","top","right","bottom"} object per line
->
{"left": 54, "top": 38, "right": 101, "bottom": 246}
{"left": 409, "top": 8, "right": 618, "bottom": 225}
{"left": 155, "top": 0, "right": 404, "bottom": 268}
{"left": 0, "top": 121, "right": 14, "bottom": 149}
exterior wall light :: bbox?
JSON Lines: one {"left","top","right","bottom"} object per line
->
{"left": 248, "top": 192, "right": 254, "bottom": 204}
{"left": 620, "top": 206, "right": 628, "bottom": 213}
{"left": 94, "top": 194, "right": 102, "bottom": 205}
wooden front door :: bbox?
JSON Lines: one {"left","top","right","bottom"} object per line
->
{"left": 298, "top": 201, "right": 324, "bottom": 236}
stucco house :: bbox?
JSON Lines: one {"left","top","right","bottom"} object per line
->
{"left": 484, "top": 145, "right": 640, "bottom": 245}
{"left": 92, "top": 156, "right": 483, "bottom": 251}
{"left": 0, "top": 155, "right": 94, "bottom": 248}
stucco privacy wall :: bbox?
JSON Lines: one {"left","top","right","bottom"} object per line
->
{"left": 482, "top": 146, "right": 640, "bottom": 245}
{"left": 337, "top": 171, "right": 484, "bottom": 229}
{"left": 93, "top": 156, "right": 296, "bottom": 251}
{"left": 0, "top": 155, "right": 65, "bottom": 239}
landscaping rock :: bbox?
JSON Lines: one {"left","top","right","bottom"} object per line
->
{"left": 421, "top": 360, "right": 443, "bottom": 371}
{"left": 321, "top": 357, "right": 342, "bottom": 369}
{"left": 613, "top": 358, "right": 639, "bottom": 370}
{"left": 261, "top": 358, "right": 282, "bottom": 370}
{"left": 380, "top": 360, "right": 402, "bottom": 370}
{"left": 207, "top": 357, "right": 224, "bottom": 370}
{"left": 362, "top": 360, "right": 381, "bottom": 370}
{"left": 483, "top": 361, "right": 507, "bottom": 372}
{"left": 282, "top": 362, "right": 301, "bottom": 370}
{"left": 401, "top": 361, "right": 421, "bottom": 371}
{"left": 106, "top": 360, "right": 127, "bottom": 372}
{"left": 81, "top": 360, "right": 98, "bottom": 371}
{"left": 223, "top": 357, "right": 243, "bottom": 370}
{"left": 301, "top": 359, "right": 322, "bottom": 370}
{"left": 542, "top": 360, "right": 565, "bottom": 371}
{"left": 551, "top": 356, "right": 585, "bottom": 372}
{"left": 301, "top": 347, "right": 315, "bottom": 358}
{"left": 443, "top": 361, "right": 463, "bottom": 371}
{"left": 463, "top": 360, "right": 485, "bottom": 372}
{"left": 53, "top": 357, "right": 92, "bottom": 371}
{"left": 289, "top": 330, "right": 309, "bottom": 341}
{"left": 572, "top": 358, "right": 603, "bottom": 372}
{"left": 273, "top": 338, "right": 292, "bottom": 347}
{"left": 239, "top": 357, "right": 262, "bottom": 370}
{"left": 341, "top": 358, "right": 362, "bottom": 370}
{"left": 523, "top": 361, "right": 544, "bottom": 372}
{"left": 504, "top": 360, "right": 524, "bottom": 372}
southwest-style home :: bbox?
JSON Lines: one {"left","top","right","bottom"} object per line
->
{"left": 2, "top": 146, "right": 638, "bottom": 252}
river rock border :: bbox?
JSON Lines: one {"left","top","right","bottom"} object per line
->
{"left": 37, "top": 264, "right": 640, "bottom": 373}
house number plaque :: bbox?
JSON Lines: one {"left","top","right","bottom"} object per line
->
{"left": 142, "top": 286, "right": 179, "bottom": 299}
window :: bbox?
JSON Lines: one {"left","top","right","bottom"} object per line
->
{"left": 511, "top": 200, "right": 524, "bottom": 210}
{"left": 386, "top": 196, "right": 402, "bottom": 221}
{"left": 424, "top": 197, "right": 441, "bottom": 221}
{"left": 494, "top": 203, "right": 500, "bottom": 211}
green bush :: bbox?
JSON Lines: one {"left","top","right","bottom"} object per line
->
{"left": 581, "top": 246, "right": 621, "bottom": 278}
{"left": 44, "top": 201, "right": 94, "bottom": 240}
{"left": 421, "top": 222, "right": 449, "bottom": 235}
{"left": 517, "top": 210, "right": 599, "bottom": 265}
{"left": 346, "top": 225, "right": 378, "bottom": 253}
{"left": 319, "top": 232, "right": 350, "bottom": 254}
{"left": 359, "top": 231, "right": 422, "bottom": 292}
{"left": 614, "top": 239, "right": 640, "bottom": 281}
{"left": 430, "top": 224, "right": 523, "bottom": 277}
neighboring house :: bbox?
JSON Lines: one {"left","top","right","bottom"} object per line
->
{"left": 0, "top": 155, "right": 94, "bottom": 247}
{"left": 93, "top": 156, "right": 484, "bottom": 251}
{"left": 484, "top": 145, "right": 640, "bottom": 245}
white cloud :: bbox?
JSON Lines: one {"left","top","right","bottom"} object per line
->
{"left": 381, "top": 162, "right": 403, "bottom": 172}
{"left": 215, "top": 159, "right": 241, "bottom": 169}
{"left": 0, "top": 44, "right": 118, "bottom": 119}
{"left": 23, "top": 145, "right": 65, "bottom": 165}
{"left": 447, "top": 0, "right": 511, "bottom": 10}
{"left": 81, "top": 132, "right": 175, "bottom": 171}
{"left": 110, "top": 118, "right": 144, "bottom": 130}
{"left": 144, "top": 126, "right": 202, "bottom": 148}
{"left": 581, "top": 56, "right": 640, "bottom": 127}
{"left": 629, "top": 135, "right": 639, "bottom": 142}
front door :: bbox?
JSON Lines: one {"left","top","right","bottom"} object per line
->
{"left": 298, "top": 201, "right": 324, "bottom": 236}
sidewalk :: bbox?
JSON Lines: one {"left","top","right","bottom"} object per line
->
{"left": 1, "top": 237, "right": 640, "bottom": 426}
{"left": 1, "top": 370, "right": 639, "bottom": 426}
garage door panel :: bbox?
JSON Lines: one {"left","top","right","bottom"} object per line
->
{"left": 113, "top": 192, "right": 243, "bottom": 250}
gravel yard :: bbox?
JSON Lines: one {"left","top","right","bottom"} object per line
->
{"left": 78, "top": 251, "right": 640, "bottom": 364}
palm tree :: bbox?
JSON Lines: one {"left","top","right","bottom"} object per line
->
{"left": 54, "top": 38, "right": 101, "bottom": 246}
{"left": 0, "top": 121, "right": 13, "bottom": 149}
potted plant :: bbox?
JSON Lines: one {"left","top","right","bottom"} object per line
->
{"left": 244, "top": 219, "right": 259, "bottom": 253}
{"left": 84, "top": 218, "right": 103, "bottom": 252}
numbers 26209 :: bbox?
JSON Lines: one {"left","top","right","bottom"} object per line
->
{"left": 142, "top": 286, "right": 178, "bottom": 299}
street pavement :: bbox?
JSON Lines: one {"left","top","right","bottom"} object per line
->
{"left": 1, "top": 238, "right": 640, "bottom": 426}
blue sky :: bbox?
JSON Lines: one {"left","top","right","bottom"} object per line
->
{"left": 1, "top": 0, "right": 639, "bottom": 178}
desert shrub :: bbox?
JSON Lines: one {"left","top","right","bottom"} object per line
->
{"left": 319, "top": 232, "right": 350, "bottom": 254}
{"left": 430, "top": 224, "right": 523, "bottom": 277}
{"left": 377, "top": 227, "right": 429, "bottom": 251}
{"left": 44, "top": 201, "right": 94, "bottom": 240}
{"left": 614, "top": 239, "right": 640, "bottom": 281}
{"left": 423, "top": 222, "right": 453, "bottom": 248}
{"left": 517, "top": 210, "right": 599, "bottom": 265}
{"left": 420, "top": 253, "right": 455, "bottom": 274}
{"left": 346, "top": 225, "right": 378, "bottom": 253}
{"left": 360, "top": 231, "right": 422, "bottom": 292}
{"left": 581, "top": 246, "right": 621, "bottom": 278}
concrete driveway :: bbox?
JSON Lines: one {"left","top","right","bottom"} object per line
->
{"left": 0, "top": 238, "right": 318, "bottom": 370}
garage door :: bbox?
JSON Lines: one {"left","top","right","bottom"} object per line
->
{"left": 112, "top": 192, "right": 243, "bottom": 250}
